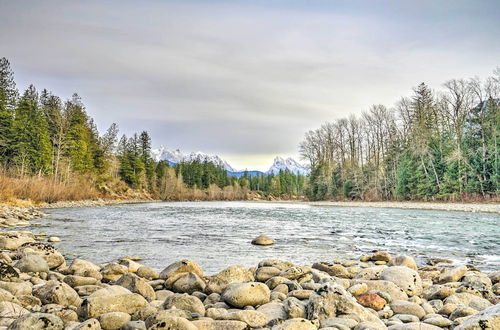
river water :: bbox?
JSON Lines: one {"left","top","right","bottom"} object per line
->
{"left": 30, "top": 201, "right": 499, "bottom": 274}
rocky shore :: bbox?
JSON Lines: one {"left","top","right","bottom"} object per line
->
{"left": 0, "top": 228, "right": 497, "bottom": 330}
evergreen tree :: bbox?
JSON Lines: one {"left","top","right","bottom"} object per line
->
{"left": 0, "top": 58, "right": 18, "bottom": 162}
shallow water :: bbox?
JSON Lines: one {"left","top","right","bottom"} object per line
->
{"left": 30, "top": 201, "right": 500, "bottom": 274}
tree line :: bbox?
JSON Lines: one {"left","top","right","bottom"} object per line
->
{"left": 0, "top": 57, "right": 306, "bottom": 202}
{"left": 300, "top": 69, "right": 499, "bottom": 201}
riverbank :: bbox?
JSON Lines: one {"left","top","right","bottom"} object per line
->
{"left": 305, "top": 201, "right": 500, "bottom": 214}
{"left": 0, "top": 228, "right": 498, "bottom": 329}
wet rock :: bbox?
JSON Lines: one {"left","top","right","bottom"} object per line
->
{"left": 251, "top": 234, "right": 275, "bottom": 246}
{"left": 380, "top": 266, "right": 422, "bottom": 297}
{"left": 96, "top": 311, "right": 131, "bottom": 330}
{"left": 159, "top": 259, "right": 203, "bottom": 280}
{"left": 206, "top": 265, "right": 254, "bottom": 294}
{"left": 115, "top": 273, "right": 155, "bottom": 302}
{"left": 306, "top": 283, "right": 384, "bottom": 326}
{"left": 221, "top": 282, "right": 270, "bottom": 308}
{"left": 17, "top": 242, "right": 65, "bottom": 269}
{"left": 356, "top": 293, "right": 387, "bottom": 311}
{"left": 162, "top": 293, "right": 205, "bottom": 315}
{"left": 7, "top": 312, "right": 63, "bottom": 330}
{"left": 33, "top": 281, "right": 82, "bottom": 307}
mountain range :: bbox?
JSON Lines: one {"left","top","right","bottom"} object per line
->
{"left": 151, "top": 146, "right": 309, "bottom": 176}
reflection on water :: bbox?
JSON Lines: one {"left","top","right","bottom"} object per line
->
{"left": 25, "top": 201, "right": 500, "bottom": 274}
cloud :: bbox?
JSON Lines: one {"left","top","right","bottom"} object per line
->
{"left": 0, "top": 0, "right": 499, "bottom": 169}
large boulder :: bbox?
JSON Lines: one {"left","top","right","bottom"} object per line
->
{"left": 159, "top": 259, "right": 203, "bottom": 279}
{"left": 7, "top": 312, "right": 63, "bottom": 330}
{"left": 221, "top": 282, "right": 270, "bottom": 308}
{"left": 14, "top": 254, "right": 49, "bottom": 273}
{"left": 437, "top": 266, "right": 468, "bottom": 284}
{"left": 171, "top": 272, "right": 206, "bottom": 294}
{"left": 115, "top": 273, "right": 155, "bottom": 301}
{"left": 17, "top": 242, "right": 65, "bottom": 269}
{"left": 444, "top": 292, "right": 492, "bottom": 311}
{"left": 33, "top": 280, "right": 81, "bottom": 307}
{"left": 206, "top": 265, "right": 254, "bottom": 294}
{"left": 306, "top": 283, "right": 384, "bottom": 326}
{"left": 380, "top": 266, "right": 422, "bottom": 297}
{"left": 0, "top": 301, "right": 29, "bottom": 327}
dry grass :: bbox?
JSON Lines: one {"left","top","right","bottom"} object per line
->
{"left": 0, "top": 172, "right": 101, "bottom": 205}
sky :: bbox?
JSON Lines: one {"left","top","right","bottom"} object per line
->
{"left": 0, "top": 0, "right": 499, "bottom": 171}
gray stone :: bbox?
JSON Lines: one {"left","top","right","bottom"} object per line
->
{"left": 7, "top": 312, "right": 63, "bottom": 330}
{"left": 380, "top": 266, "right": 422, "bottom": 297}
{"left": 14, "top": 255, "right": 49, "bottom": 273}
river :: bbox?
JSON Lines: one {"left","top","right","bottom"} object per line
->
{"left": 30, "top": 201, "right": 500, "bottom": 274}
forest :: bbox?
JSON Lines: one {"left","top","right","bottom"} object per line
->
{"left": 0, "top": 57, "right": 305, "bottom": 203}
{"left": 300, "top": 69, "right": 499, "bottom": 201}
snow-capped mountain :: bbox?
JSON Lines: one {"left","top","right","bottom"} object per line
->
{"left": 151, "top": 146, "right": 236, "bottom": 172}
{"left": 266, "top": 156, "right": 310, "bottom": 176}
{"left": 151, "top": 146, "right": 309, "bottom": 176}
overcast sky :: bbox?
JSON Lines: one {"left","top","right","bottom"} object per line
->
{"left": 1, "top": 0, "right": 499, "bottom": 171}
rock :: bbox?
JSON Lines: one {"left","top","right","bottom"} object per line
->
{"left": 159, "top": 259, "right": 203, "bottom": 279}
{"left": 33, "top": 280, "right": 81, "bottom": 307}
{"left": 47, "top": 237, "right": 60, "bottom": 243}
{"left": 306, "top": 283, "right": 384, "bottom": 326}
{"left": 73, "top": 318, "right": 101, "bottom": 329}
{"left": 455, "top": 304, "right": 500, "bottom": 329}
{"left": 258, "top": 301, "right": 287, "bottom": 321}
{"left": 78, "top": 289, "right": 147, "bottom": 319}
{"left": 423, "top": 284, "right": 455, "bottom": 300}
{"left": 63, "top": 275, "right": 98, "bottom": 288}
{"left": 147, "top": 316, "right": 197, "bottom": 330}
{"left": 356, "top": 293, "right": 387, "bottom": 311}
{"left": 380, "top": 266, "right": 422, "bottom": 297}
{"left": 136, "top": 266, "right": 158, "bottom": 280}
{"left": 171, "top": 272, "right": 206, "bottom": 294}
{"left": 115, "top": 273, "right": 155, "bottom": 302}
{"left": 0, "top": 281, "right": 31, "bottom": 297}
{"left": 0, "top": 262, "right": 19, "bottom": 282}
{"left": 320, "top": 317, "right": 358, "bottom": 329}
{"left": 390, "top": 300, "right": 426, "bottom": 319}
{"left": 0, "top": 301, "right": 29, "bottom": 325}
{"left": 121, "top": 321, "right": 146, "bottom": 330}
{"left": 444, "top": 292, "right": 492, "bottom": 311}
{"left": 40, "top": 304, "right": 78, "bottom": 323}
{"left": 348, "top": 283, "right": 368, "bottom": 296}
{"left": 354, "top": 265, "right": 387, "bottom": 280}
{"left": 283, "top": 298, "right": 306, "bottom": 319}
{"left": 96, "top": 312, "right": 131, "bottom": 330}
{"left": 7, "top": 312, "right": 63, "bottom": 329}
{"left": 387, "top": 322, "right": 441, "bottom": 329}
{"left": 312, "top": 262, "right": 351, "bottom": 279}
{"left": 370, "top": 251, "right": 392, "bottom": 262}
{"left": 255, "top": 267, "right": 281, "bottom": 282}
{"left": 422, "top": 316, "right": 453, "bottom": 327}
{"left": 162, "top": 293, "right": 205, "bottom": 315}
{"left": 17, "top": 242, "right": 65, "bottom": 269}
{"left": 222, "top": 310, "right": 268, "bottom": 327}
{"left": 221, "top": 282, "right": 270, "bottom": 308}
{"left": 251, "top": 234, "right": 275, "bottom": 246}
{"left": 191, "top": 319, "right": 247, "bottom": 330}
{"left": 100, "top": 263, "right": 128, "bottom": 282}
{"left": 388, "top": 256, "right": 418, "bottom": 271}
{"left": 489, "top": 271, "right": 500, "bottom": 284}
{"left": 272, "top": 318, "right": 317, "bottom": 330}
{"left": 258, "top": 260, "right": 295, "bottom": 271}
{"left": 144, "top": 310, "right": 192, "bottom": 328}
{"left": 0, "top": 233, "right": 35, "bottom": 251}
{"left": 14, "top": 254, "right": 49, "bottom": 273}
{"left": 279, "top": 266, "right": 311, "bottom": 280}
{"left": 354, "top": 321, "right": 387, "bottom": 330}
{"left": 450, "top": 305, "right": 477, "bottom": 320}
{"left": 350, "top": 280, "right": 408, "bottom": 302}
{"left": 393, "top": 314, "right": 420, "bottom": 323}
{"left": 206, "top": 265, "right": 254, "bottom": 294}
{"left": 437, "top": 266, "right": 468, "bottom": 284}
{"left": 67, "top": 259, "right": 102, "bottom": 280}
{"left": 118, "top": 259, "right": 142, "bottom": 273}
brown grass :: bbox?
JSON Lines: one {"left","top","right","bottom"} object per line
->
{"left": 0, "top": 172, "right": 101, "bottom": 205}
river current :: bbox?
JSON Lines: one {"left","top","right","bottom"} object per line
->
{"left": 30, "top": 201, "right": 499, "bottom": 274}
